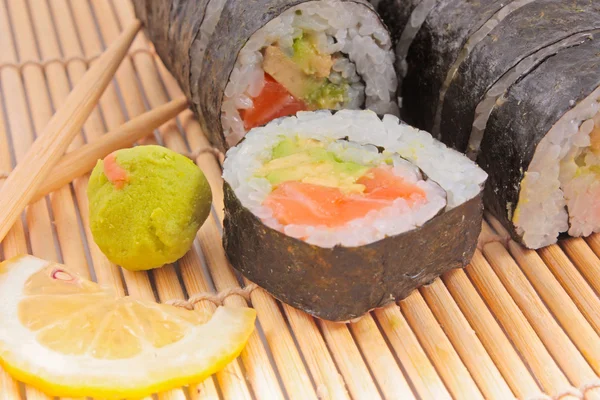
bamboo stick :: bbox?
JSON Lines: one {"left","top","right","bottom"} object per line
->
{"left": 0, "top": 3, "right": 66, "bottom": 399}
{"left": 11, "top": 0, "right": 89, "bottom": 273}
{"left": 537, "top": 244, "right": 600, "bottom": 334}
{"left": 245, "top": 286, "right": 319, "bottom": 399}
{"left": 282, "top": 305, "right": 350, "bottom": 400}
{"left": 420, "top": 280, "right": 515, "bottom": 399}
{"left": 481, "top": 237, "right": 600, "bottom": 394}
{"left": 0, "top": 3, "right": 55, "bottom": 264}
{"left": 0, "top": 69, "right": 23, "bottom": 400}
{"left": 29, "top": 97, "right": 188, "bottom": 202}
{"left": 94, "top": 2, "right": 288, "bottom": 399}
{"left": 373, "top": 304, "right": 452, "bottom": 399}
{"left": 486, "top": 215, "right": 600, "bottom": 338}
{"left": 508, "top": 240, "right": 600, "bottom": 373}
{"left": 442, "top": 269, "right": 542, "bottom": 398}
{"left": 585, "top": 233, "right": 600, "bottom": 269}
{"left": 0, "top": 4, "right": 26, "bottom": 394}
{"left": 319, "top": 320, "right": 383, "bottom": 399}
{"left": 399, "top": 291, "right": 485, "bottom": 399}
{"left": 561, "top": 238, "right": 600, "bottom": 301}
{"left": 347, "top": 316, "right": 416, "bottom": 399}
{"left": 467, "top": 250, "right": 577, "bottom": 397}
{"left": 52, "top": 0, "right": 125, "bottom": 297}
{"left": 1, "top": 2, "right": 83, "bottom": 400}
{"left": 0, "top": 18, "right": 141, "bottom": 244}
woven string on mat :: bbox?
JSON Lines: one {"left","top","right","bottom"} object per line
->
{"left": 525, "top": 378, "right": 600, "bottom": 400}
{"left": 166, "top": 283, "right": 259, "bottom": 310}
{"left": 0, "top": 48, "right": 158, "bottom": 72}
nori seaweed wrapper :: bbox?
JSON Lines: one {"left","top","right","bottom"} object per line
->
{"left": 398, "top": 0, "right": 511, "bottom": 131}
{"left": 223, "top": 183, "right": 483, "bottom": 321}
{"left": 133, "top": 0, "right": 385, "bottom": 152}
{"left": 373, "top": 0, "right": 422, "bottom": 43}
{"left": 440, "top": 0, "right": 600, "bottom": 151}
{"left": 479, "top": 37, "right": 600, "bottom": 243}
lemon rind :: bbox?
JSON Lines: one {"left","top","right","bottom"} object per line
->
{"left": 0, "top": 255, "right": 257, "bottom": 398}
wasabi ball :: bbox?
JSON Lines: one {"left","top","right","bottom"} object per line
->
{"left": 87, "top": 145, "right": 212, "bottom": 271}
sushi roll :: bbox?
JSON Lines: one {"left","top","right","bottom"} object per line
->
{"left": 222, "top": 110, "right": 487, "bottom": 321}
{"left": 374, "top": 0, "right": 600, "bottom": 248}
{"left": 133, "top": 0, "right": 399, "bottom": 151}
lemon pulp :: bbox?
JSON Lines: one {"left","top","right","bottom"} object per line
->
{"left": 0, "top": 255, "right": 256, "bottom": 398}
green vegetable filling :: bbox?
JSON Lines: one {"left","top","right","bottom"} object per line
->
{"left": 306, "top": 81, "right": 349, "bottom": 109}
{"left": 257, "top": 136, "right": 369, "bottom": 193}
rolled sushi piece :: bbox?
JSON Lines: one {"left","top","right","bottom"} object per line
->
{"left": 374, "top": 0, "right": 600, "bottom": 248}
{"left": 222, "top": 110, "right": 487, "bottom": 321}
{"left": 373, "top": 0, "right": 530, "bottom": 125}
{"left": 439, "top": 0, "right": 600, "bottom": 153}
{"left": 133, "top": 0, "right": 398, "bottom": 151}
{"left": 481, "top": 38, "right": 600, "bottom": 248}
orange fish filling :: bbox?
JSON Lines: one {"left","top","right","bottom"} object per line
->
{"left": 264, "top": 166, "right": 426, "bottom": 227}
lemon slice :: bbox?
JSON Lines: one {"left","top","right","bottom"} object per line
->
{"left": 0, "top": 255, "right": 256, "bottom": 398}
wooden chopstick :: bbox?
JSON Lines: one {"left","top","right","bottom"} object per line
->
{"left": 0, "top": 20, "right": 141, "bottom": 244}
{"left": 30, "top": 97, "right": 188, "bottom": 203}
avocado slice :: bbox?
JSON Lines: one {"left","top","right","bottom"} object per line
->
{"left": 292, "top": 35, "right": 334, "bottom": 78}
{"left": 262, "top": 38, "right": 349, "bottom": 110}
{"left": 263, "top": 46, "right": 322, "bottom": 101}
{"left": 306, "top": 81, "right": 349, "bottom": 110}
{"left": 258, "top": 137, "right": 369, "bottom": 192}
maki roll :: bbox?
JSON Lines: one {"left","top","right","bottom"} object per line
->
{"left": 222, "top": 110, "right": 487, "bottom": 321}
{"left": 482, "top": 38, "right": 600, "bottom": 248}
{"left": 133, "top": 0, "right": 399, "bottom": 151}
{"left": 374, "top": 0, "right": 600, "bottom": 248}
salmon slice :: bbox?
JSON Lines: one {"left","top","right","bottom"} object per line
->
{"left": 241, "top": 74, "right": 307, "bottom": 131}
{"left": 357, "top": 167, "right": 425, "bottom": 201}
{"left": 264, "top": 166, "right": 427, "bottom": 227}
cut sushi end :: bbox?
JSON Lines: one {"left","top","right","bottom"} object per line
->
{"left": 560, "top": 111, "right": 600, "bottom": 237}
{"left": 248, "top": 134, "right": 447, "bottom": 247}
{"left": 223, "top": 110, "right": 486, "bottom": 320}
{"left": 513, "top": 87, "right": 600, "bottom": 248}
{"left": 221, "top": 1, "right": 398, "bottom": 147}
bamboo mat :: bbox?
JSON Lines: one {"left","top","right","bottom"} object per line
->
{"left": 1, "top": 1, "right": 600, "bottom": 399}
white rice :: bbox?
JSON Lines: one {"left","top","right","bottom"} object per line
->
{"left": 223, "top": 110, "right": 487, "bottom": 248}
{"left": 513, "top": 86, "right": 600, "bottom": 248}
{"left": 559, "top": 109, "right": 600, "bottom": 237}
{"left": 221, "top": 0, "right": 398, "bottom": 147}
{"left": 396, "top": 0, "right": 437, "bottom": 80}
